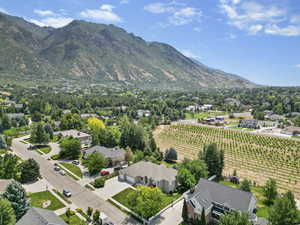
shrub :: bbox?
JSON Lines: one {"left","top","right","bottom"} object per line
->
{"left": 50, "top": 154, "right": 60, "bottom": 160}
{"left": 92, "top": 177, "right": 105, "bottom": 188}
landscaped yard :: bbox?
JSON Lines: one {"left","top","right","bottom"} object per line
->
{"left": 112, "top": 187, "right": 181, "bottom": 218}
{"left": 29, "top": 191, "right": 65, "bottom": 211}
{"left": 60, "top": 212, "right": 86, "bottom": 225}
{"left": 60, "top": 162, "right": 83, "bottom": 178}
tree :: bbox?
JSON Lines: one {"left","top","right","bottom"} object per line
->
{"left": 85, "top": 152, "right": 107, "bottom": 175}
{"left": 93, "top": 126, "right": 120, "bottom": 148}
{"left": 20, "top": 158, "right": 40, "bottom": 183}
{"left": 201, "top": 143, "right": 224, "bottom": 180}
{"left": 0, "top": 135, "right": 7, "bottom": 149}
{"left": 164, "top": 148, "right": 178, "bottom": 162}
{"left": 128, "top": 186, "right": 164, "bottom": 219}
{"left": 263, "top": 178, "right": 278, "bottom": 205}
{"left": 2, "top": 181, "right": 29, "bottom": 220}
{"left": 1, "top": 115, "right": 11, "bottom": 131}
{"left": 182, "top": 200, "right": 188, "bottom": 222}
{"left": 59, "top": 137, "right": 81, "bottom": 159}
{"left": 60, "top": 113, "right": 82, "bottom": 130}
{"left": 180, "top": 159, "right": 208, "bottom": 181}
{"left": 93, "top": 209, "right": 101, "bottom": 225}
{"left": 87, "top": 207, "right": 93, "bottom": 220}
{"left": 177, "top": 168, "right": 196, "bottom": 190}
{"left": 269, "top": 191, "right": 299, "bottom": 225}
{"left": 30, "top": 124, "right": 49, "bottom": 144}
{"left": 125, "top": 148, "right": 133, "bottom": 163}
{"left": 0, "top": 198, "right": 16, "bottom": 225}
{"left": 44, "top": 124, "right": 54, "bottom": 140}
{"left": 88, "top": 117, "right": 105, "bottom": 132}
{"left": 120, "top": 123, "right": 146, "bottom": 151}
{"left": 65, "top": 208, "right": 72, "bottom": 223}
{"left": 240, "top": 179, "right": 251, "bottom": 192}
{"left": 0, "top": 153, "right": 19, "bottom": 179}
{"left": 219, "top": 212, "right": 252, "bottom": 225}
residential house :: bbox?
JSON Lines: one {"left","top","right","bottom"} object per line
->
{"left": 84, "top": 145, "right": 126, "bottom": 167}
{"left": 16, "top": 207, "right": 67, "bottom": 225}
{"left": 239, "top": 119, "right": 259, "bottom": 129}
{"left": 281, "top": 126, "right": 300, "bottom": 136}
{"left": 6, "top": 113, "right": 25, "bottom": 120}
{"left": 0, "top": 179, "right": 12, "bottom": 194}
{"left": 201, "top": 116, "right": 225, "bottom": 126}
{"left": 80, "top": 113, "right": 99, "bottom": 120}
{"left": 54, "top": 129, "right": 92, "bottom": 148}
{"left": 137, "top": 110, "right": 151, "bottom": 117}
{"left": 185, "top": 179, "right": 259, "bottom": 224}
{"left": 119, "top": 161, "right": 177, "bottom": 193}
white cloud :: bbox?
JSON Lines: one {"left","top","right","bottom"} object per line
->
{"left": 120, "top": 0, "right": 130, "bottom": 4}
{"left": 30, "top": 17, "right": 73, "bottom": 28}
{"left": 34, "top": 9, "right": 55, "bottom": 16}
{"left": 193, "top": 27, "right": 202, "bottom": 32}
{"left": 145, "top": 2, "right": 202, "bottom": 26}
{"left": 0, "top": 8, "right": 8, "bottom": 14}
{"left": 180, "top": 49, "right": 200, "bottom": 59}
{"left": 219, "top": 0, "right": 299, "bottom": 36}
{"left": 144, "top": 3, "right": 174, "bottom": 14}
{"left": 265, "top": 24, "right": 300, "bottom": 36}
{"left": 80, "top": 4, "right": 122, "bottom": 23}
{"left": 295, "top": 64, "right": 300, "bottom": 68}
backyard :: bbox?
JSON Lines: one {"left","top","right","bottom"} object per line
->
{"left": 29, "top": 190, "right": 65, "bottom": 211}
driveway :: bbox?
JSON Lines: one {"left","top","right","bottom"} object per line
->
{"left": 94, "top": 177, "right": 132, "bottom": 200}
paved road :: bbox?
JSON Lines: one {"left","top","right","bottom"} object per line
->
{"left": 12, "top": 138, "right": 139, "bottom": 225}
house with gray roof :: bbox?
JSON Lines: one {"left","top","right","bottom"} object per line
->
{"left": 119, "top": 161, "right": 177, "bottom": 193}
{"left": 54, "top": 129, "right": 92, "bottom": 148}
{"left": 16, "top": 207, "right": 67, "bottom": 225}
{"left": 185, "top": 179, "right": 258, "bottom": 224}
{"left": 84, "top": 145, "right": 126, "bottom": 167}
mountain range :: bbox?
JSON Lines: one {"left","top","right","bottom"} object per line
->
{"left": 0, "top": 12, "right": 257, "bottom": 89}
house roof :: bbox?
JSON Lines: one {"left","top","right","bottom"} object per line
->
{"left": 16, "top": 207, "right": 67, "bottom": 225}
{"left": 85, "top": 145, "right": 125, "bottom": 159}
{"left": 0, "top": 179, "right": 12, "bottom": 193}
{"left": 54, "top": 129, "right": 91, "bottom": 138}
{"left": 284, "top": 126, "right": 300, "bottom": 133}
{"left": 187, "top": 179, "right": 255, "bottom": 213}
{"left": 120, "top": 161, "right": 177, "bottom": 182}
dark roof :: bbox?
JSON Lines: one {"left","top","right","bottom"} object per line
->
{"left": 85, "top": 145, "right": 125, "bottom": 159}
{"left": 16, "top": 208, "right": 67, "bottom": 225}
{"left": 187, "top": 179, "right": 255, "bottom": 213}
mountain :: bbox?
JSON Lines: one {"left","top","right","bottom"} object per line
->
{"left": 0, "top": 12, "right": 257, "bottom": 89}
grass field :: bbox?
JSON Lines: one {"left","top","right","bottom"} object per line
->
{"left": 112, "top": 188, "right": 181, "bottom": 218}
{"left": 29, "top": 191, "right": 65, "bottom": 210}
{"left": 60, "top": 212, "right": 86, "bottom": 225}
{"left": 154, "top": 124, "right": 300, "bottom": 198}
{"left": 60, "top": 162, "right": 83, "bottom": 178}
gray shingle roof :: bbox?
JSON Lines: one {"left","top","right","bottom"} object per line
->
{"left": 188, "top": 179, "right": 255, "bottom": 212}
{"left": 16, "top": 208, "right": 67, "bottom": 225}
{"left": 85, "top": 145, "right": 125, "bottom": 159}
{"left": 120, "top": 161, "right": 177, "bottom": 182}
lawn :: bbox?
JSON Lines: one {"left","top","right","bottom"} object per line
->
{"left": 112, "top": 187, "right": 181, "bottom": 218}
{"left": 29, "top": 190, "right": 65, "bottom": 211}
{"left": 60, "top": 162, "right": 83, "bottom": 178}
{"left": 0, "top": 149, "right": 7, "bottom": 154}
{"left": 37, "top": 145, "right": 51, "bottom": 154}
{"left": 185, "top": 112, "right": 225, "bottom": 120}
{"left": 60, "top": 212, "right": 86, "bottom": 225}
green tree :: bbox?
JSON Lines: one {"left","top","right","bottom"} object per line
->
{"left": 120, "top": 122, "right": 146, "bottom": 151}
{"left": 59, "top": 137, "right": 81, "bottom": 159}
{"left": 65, "top": 208, "right": 72, "bottom": 223}
{"left": 219, "top": 211, "right": 252, "bottom": 225}
{"left": 177, "top": 168, "right": 196, "bottom": 190}
{"left": 30, "top": 124, "right": 49, "bottom": 144}
{"left": 128, "top": 186, "right": 164, "bottom": 219}
{"left": 87, "top": 207, "right": 93, "bottom": 220}
{"left": 0, "top": 153, "right": 19, "bottom": 179}
{"left": 93, "top": 209, "right": 101, "bottom": 225}
{"left": 20, "top": 158, "right": 40, "bottom": 183}
{"left": 269, "top": 191, "right": 299, "bottom": 225}
{"left": 125, "top": 148, "right": 133, "bottom": 163}
{"left": 87, "top": 117, "right": 105, "bottom": 132}
{"left": 60, "top": 113, "right": 82, "bottom": 130}
{"left": 2, "top": 181, "right": 29, "bottom": 220}
{"left": 164, "top": 147, "right": 178, "bottom": 162}
{"left": 0, "top": 198, "right": 16, "bottom": 225}
{"left": 1, "top": 115, "right": 11, "bottom": 131}
{"left": 263, "top": 178, "right": 278, "bottom": 205}
{"left": 44, "top": 124, "right": 54, "bottom": 140}
{"left": 240, "top": 179, "right": 251, "bottom": 192}
{"left": 181, "top": 159, "right": 208, "bottom": 181}
{"left": 85, "top": 152, "right": 107, "bottom": 175}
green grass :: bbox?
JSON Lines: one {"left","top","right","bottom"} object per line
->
{"left": 185, "top": 112, "right": 225, "bottom": 120}
{"left": 38, "top": 146, "right": 51, "bottom": 154}
{"left": 219, "top": 180, "right": 239, "bottom": 188}
{"left": 112, "top": 188, "right": 181, "bottom": 218}
{"left": 29, "top": 191, "right": 65, "bottom": 211}
{"left": 60, "top": 212, "right": 86, "bottom": 225}
{"left": 0, "top": 149, "right": 7, "bottom": 154}
{"left": 57, "top": 164, "right": 80, "bottom": 181}
{"left": 60, "top": 162, "right": 83, "bottom": 178}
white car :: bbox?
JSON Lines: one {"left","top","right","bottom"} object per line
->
{"left": 59, "top": 170, "right": 66, "bottom": 176}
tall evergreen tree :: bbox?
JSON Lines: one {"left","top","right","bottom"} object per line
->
{"left": 2, "top": 181, "right": 29, "bottom": 220}
{"left": 31, "top": 124, "right": 49, "bottom": 144}
{"left": 263, "top": 178, "right": 278, "bottom": 205}
{"left": 20, "top": 158, "right": 40, "bottom": 183}
{"left": 0, "top": 198, "right": 16, "bottom": 225}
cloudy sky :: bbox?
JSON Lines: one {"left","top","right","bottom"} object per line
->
{"left": 1, "top": 0, "right": 300, "bottom": 86}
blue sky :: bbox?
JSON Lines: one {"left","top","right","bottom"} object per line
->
{"left": 1, "top": 0, "right": 300, "bottom": 86}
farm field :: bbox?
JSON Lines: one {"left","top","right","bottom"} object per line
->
{"left": 154, "top": 124, "right": 300, "bottom": 198}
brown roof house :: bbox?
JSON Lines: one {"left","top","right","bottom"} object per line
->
{"left": 54, "top": 129, "right": 92, "bottom": 148}
{"left": 119, "top": 161, "right": 177, "bottom": 193}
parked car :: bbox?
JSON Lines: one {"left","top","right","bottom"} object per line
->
{"left": 63, "top": 189, "right": 72, "bottom": 197}
{"left": 72, "top": 160, "right": 80, "bottom": 165}
{"left": 103, "top": 222, "right": 114, "bottom": 225}
{"left": 100, "top": 170, "right": 110, "bottom": 176}
{"left": 59, "top": 170, "right": 66, "bottom": 176}
{"left": 54, "top": 166, "right": 60, "bottom": 171}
